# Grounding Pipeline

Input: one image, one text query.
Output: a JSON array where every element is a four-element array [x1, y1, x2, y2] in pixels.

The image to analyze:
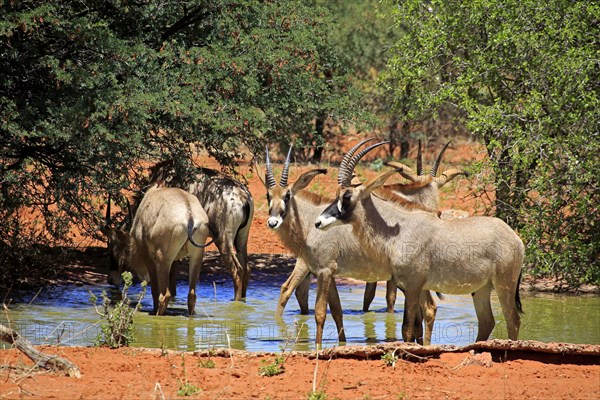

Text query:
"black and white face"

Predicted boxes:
[[314, 186, 359, 230], [266, 186, 292, 229]]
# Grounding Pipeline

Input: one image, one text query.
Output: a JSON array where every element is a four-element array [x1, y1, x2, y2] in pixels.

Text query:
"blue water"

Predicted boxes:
[[2, 269, 598, 352]]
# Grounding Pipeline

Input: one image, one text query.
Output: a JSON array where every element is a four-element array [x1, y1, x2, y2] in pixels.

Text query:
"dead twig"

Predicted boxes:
[[0, 321, 81, 378]]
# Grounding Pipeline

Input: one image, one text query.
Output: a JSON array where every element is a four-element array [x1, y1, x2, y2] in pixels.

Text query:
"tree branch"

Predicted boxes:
[[0, 323, 81, 378], [161, 5, 214, 43]]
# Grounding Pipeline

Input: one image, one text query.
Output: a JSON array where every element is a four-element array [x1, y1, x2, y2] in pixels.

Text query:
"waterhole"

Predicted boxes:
[[2, 264, 598, 352]]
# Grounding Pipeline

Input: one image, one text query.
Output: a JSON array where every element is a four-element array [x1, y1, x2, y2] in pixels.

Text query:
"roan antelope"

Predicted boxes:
[[361, 140, 466, 314], [259, 143, 440, 345], [147, 161, 254, 301], [315, 141, 524, 343], [103, 184, 213, 315], [276, 140, 465, 344]]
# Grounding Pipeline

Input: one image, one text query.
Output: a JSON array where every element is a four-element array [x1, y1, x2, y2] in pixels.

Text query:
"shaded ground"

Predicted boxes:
[[1, 137, 599, 399]]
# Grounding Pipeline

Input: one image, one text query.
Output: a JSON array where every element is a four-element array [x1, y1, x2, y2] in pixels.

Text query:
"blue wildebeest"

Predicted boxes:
[[147, 161, 254, 301], [103, 184, 213, 315]]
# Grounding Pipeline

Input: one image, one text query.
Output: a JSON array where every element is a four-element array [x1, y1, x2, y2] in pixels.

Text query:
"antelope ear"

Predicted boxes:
[[252, 161, 268, 189], [290, 169, 327, 194], [434, 168, 468, 187], [361, 169, 401, 198]]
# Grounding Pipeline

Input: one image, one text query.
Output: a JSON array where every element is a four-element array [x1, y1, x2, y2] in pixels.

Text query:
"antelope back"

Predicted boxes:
[[149, 160, 253, 243]]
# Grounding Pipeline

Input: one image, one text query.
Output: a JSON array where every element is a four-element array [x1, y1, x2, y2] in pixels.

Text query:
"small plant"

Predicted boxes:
[[177, 381, 201, 397], [307, 390, 328, 400], [382, 350, 399, 367], [258, 355, 285, 377], [198, 349, 216, 368], [198, 358, 215, 369], [177, 354, 202, 396], [89, 271, 146, 348]]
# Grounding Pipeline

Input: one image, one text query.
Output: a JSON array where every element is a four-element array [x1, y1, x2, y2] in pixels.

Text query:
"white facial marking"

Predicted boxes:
[[267, 216, 283, 229], [315, 215, 338, 230]]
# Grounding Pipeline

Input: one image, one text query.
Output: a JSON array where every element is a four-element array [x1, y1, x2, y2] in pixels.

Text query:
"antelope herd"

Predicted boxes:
[[103, 139, 524, 346]]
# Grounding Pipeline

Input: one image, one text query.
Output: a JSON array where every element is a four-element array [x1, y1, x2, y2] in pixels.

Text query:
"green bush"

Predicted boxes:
[[382, 0, 599, 287], [0, 0, 366, 283], [258, 355, 285, 377], [89, 272, 146, 348]]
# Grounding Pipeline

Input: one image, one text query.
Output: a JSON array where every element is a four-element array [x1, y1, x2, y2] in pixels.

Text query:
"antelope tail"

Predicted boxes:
[[516, 272, 524, 314], [187, 218, 216, 248]]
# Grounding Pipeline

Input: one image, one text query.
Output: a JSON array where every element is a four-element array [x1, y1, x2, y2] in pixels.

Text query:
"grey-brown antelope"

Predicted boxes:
[[259, 143, 439, 345], [103, 185, 213, 315], [277, 141, 464, 345], [361, 140, 466, 315], [315, 141, 524, 343], [147, 161, 254, 301]]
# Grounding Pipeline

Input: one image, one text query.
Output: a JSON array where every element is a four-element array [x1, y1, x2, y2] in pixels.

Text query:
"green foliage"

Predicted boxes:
[[318, 1, 407, 155], [258, 355, 285, 377], [307, 391, 329, 400], [382, 0, 599, 287], [177, 354, 202, 396], [368, 158, 385, 172], [198, 358, 215, 369], [177, 381, 201, 397], [0, 1, 366, 283], [89, 272, 146, 348], [381, 350, 398, 367]]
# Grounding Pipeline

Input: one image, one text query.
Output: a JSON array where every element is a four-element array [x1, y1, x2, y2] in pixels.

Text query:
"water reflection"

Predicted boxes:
[[1, 275, 598, 352]]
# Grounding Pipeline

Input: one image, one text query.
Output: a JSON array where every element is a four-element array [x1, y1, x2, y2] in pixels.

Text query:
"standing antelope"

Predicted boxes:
[[315, 141, 524, 343], [276, 141, 464, 344], [148, 161, 254, 301], [103, 185, 213, 315], [363, 140, 466, 313], [259, 143, 438, 345]]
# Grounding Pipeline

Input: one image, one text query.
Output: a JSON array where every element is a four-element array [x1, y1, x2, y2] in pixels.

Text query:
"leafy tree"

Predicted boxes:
[[318, 0, 413, 158], [381, 0, 599, 286], [0, 1, 364, 286]]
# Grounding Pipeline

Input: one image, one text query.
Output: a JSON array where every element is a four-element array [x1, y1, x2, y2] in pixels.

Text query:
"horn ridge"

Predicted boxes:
[[338, 138, 376, 184], [341, 141, 390, 187], [265, 146, 277, 188], [280, 144, 293, 187], [431, 141, 451, 177]]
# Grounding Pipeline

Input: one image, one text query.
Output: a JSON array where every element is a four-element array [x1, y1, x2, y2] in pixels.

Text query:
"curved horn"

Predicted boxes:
[[430, 141, 451, 177], [385, 161, 418, 183], [265, 146, 277, 188], [417, 139, 423, 176], [338, 138, 376, 184], [279, 144, 293, 187], [434, 168, 468, 186], [340, 141, 389, 187]]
